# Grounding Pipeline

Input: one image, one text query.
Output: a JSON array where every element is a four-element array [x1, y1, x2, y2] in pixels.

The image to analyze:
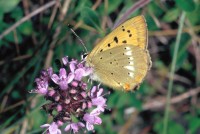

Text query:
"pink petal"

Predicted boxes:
[[91, 86, 97, 97], [96, 106, 105, 112], [81, 83, 87, 89], [71, 81, 78, 87], [90, 108, 101, 115], [57, 105, 62, 112], [94, 116, 102, 124], [49, 122, 58, 133], [59, 81, 68, 90], [57, 130, 61, 134], [40, 124, 50, 128], [92, 97, 106, 107], [38, 87, 48, 95], [74, 68, 85, 81], [69, 63, 76, 73], [86, 122, 94, 131], [78, 122, 85, 127], [97, 88, 103, 97], [64, 124, 71, 132], [35, 78, 40, 83], [48, 90, 56, 96], [82, 102, 87, 109], [67, 73, 74, 83], [87, 101, 92, 108], [83, 68, 93, 76], [71, 123, 79, 133], [81, 92, 87, 98], [47, 67, 53, 76], [51, 74, 60, 84], [84, 113, 101, 124], [62, 56, 68, 66], [59, 68, 67, 79]]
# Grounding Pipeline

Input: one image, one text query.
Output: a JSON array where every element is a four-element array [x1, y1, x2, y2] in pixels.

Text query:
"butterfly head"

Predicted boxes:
[[81, 53, 88, 61]]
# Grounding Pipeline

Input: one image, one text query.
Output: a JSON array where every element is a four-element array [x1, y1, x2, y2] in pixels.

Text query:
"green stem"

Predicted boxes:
[[163, 12, 186, 134]]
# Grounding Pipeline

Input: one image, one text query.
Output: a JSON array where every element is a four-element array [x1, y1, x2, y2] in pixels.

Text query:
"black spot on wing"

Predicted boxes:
[[122, 26, 125, 31], [122, 40, 127, 43], [114, 37, 118, 43], [108, 43, 111, 47]]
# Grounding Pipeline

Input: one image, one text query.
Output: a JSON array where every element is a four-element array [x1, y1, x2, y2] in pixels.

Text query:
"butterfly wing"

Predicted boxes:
[[88, 45, 151, 91], [86, 15, 151, 91], [88, 15, 147, 59]]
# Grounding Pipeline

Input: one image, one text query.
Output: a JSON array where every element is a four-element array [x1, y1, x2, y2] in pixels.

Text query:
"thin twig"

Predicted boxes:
[[149, 25, 200, 37], [13, 29, 20, 55], [119, 110, 139, 134], [0, 54, 31, 66], [113, 0, 151, 29], [0, 96, 34, 114], [92, 0, 102, 10], [143, 87, 200, 110], [0, 0, 57, 40], [48, 0, 60, 29]]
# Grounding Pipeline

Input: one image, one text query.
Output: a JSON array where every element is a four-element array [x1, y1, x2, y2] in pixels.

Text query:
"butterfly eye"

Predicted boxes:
[[81, 53, 88, 60]]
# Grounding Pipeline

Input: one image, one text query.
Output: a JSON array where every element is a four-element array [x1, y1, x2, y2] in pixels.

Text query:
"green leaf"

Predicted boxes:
[[0, 13, 3, 22], [115, 109, 125, 125], [0, 0, 20, 13], [74, 0, 92, 15], [187, 4, 200, 25], [163, 8, 180, 22], [11, 90, 21, 99], [189, 117, 200, 134], [175, 0, 195, 12], [168, 121, 185, 134], [107, 0, 123, 14], [107, 92, 120, 108], [18, 21, 33, 35], [146, 14, 159, 31], [80, 7, 101, 32], [154, 120, 185, 134], [185, 115, 200, 134], [128, 94, 142, 109], [148, 2, 164, 17], [10, 7, 23, 20]]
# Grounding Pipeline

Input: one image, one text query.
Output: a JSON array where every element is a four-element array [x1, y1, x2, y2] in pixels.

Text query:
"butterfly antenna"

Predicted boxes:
[[68, 24, 88, 53]]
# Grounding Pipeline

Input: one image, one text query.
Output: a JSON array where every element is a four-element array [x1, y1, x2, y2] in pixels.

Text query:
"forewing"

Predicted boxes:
[[88, 15, 147, 59]]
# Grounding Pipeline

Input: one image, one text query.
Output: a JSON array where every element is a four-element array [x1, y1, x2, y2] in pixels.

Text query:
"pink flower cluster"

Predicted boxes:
[[33, 57, 108, 134]]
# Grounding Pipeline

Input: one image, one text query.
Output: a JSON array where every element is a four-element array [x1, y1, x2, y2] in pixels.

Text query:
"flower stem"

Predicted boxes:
[[163, 12, 186, 134]]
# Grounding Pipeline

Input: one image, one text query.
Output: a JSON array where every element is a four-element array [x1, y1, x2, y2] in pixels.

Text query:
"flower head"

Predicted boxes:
[[33, 57, 108, 133]]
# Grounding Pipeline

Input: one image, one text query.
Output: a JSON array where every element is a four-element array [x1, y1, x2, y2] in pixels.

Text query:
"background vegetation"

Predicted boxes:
[[0, 0, 200, 133]]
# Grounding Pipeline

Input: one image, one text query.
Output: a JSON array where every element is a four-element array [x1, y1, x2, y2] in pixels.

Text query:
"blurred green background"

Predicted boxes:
[[0, 0, 200, 134]]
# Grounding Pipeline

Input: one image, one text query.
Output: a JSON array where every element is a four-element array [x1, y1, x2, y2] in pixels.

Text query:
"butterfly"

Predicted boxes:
[[85, 15, 151, 91]]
